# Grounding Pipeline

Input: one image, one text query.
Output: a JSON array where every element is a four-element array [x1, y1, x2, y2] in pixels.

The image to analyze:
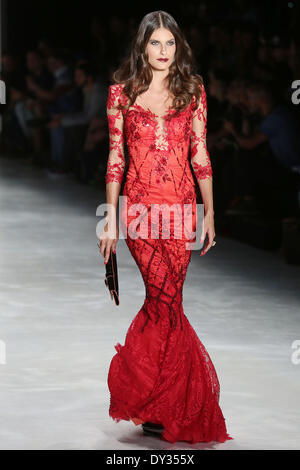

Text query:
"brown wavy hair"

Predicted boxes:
[[112, 10, 204, 113]]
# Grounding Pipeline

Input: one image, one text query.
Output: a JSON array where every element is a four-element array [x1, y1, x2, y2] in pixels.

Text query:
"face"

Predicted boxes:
[[75, 68, 87, 87], [145, 27, 176, 70], [26, 52, 41, 72], [246, 88, 259, 113]]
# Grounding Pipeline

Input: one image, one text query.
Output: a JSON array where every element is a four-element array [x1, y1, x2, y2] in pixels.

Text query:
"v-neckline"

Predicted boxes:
[[128, 100, 194, 120], [131, 102, 175, 120]]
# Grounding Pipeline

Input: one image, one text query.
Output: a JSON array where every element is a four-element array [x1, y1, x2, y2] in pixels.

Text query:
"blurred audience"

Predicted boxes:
[[224, 80, 300, 216], [53, 62, 107, 174], [0, 4, 299, 235]]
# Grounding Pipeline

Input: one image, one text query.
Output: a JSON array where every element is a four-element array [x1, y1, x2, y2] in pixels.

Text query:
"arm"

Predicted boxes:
[[27, 76, 72, 102], [105, 84, 126, 192], [61, 86, 106, 127], [99, 85, 126, 263], [234, 130, 268, 149], [232, 129, 268, 150], [224, 120, 268, 149], [190, 83, 214, 216]]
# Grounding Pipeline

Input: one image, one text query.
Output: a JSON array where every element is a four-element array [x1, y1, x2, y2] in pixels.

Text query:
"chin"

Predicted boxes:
[[151, 62, 169, 70]]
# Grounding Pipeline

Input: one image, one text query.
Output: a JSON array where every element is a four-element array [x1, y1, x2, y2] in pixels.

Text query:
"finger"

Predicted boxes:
[[201, 232, 215, 255], [104, 243, 113, 264], [100, 244, 105, 258], [100, 240, 107, 258], [201, 242, 212, 256], [200, 239, 210, 255], [104, 246, 112, 264], [97, 240, 103, 253], [200, 221, 206, 244]]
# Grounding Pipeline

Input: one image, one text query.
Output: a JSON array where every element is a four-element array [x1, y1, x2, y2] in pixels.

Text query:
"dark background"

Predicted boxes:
[[1, 0, 300, 261], [4, 0, 300, 53]]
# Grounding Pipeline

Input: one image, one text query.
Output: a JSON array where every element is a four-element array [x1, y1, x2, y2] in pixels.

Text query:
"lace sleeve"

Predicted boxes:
[[105, 84, 126, 185], [190, 83, 213, 181]]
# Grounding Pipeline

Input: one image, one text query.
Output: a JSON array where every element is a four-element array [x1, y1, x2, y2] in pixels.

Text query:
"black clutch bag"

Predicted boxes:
[[98, 243, 119, 306]]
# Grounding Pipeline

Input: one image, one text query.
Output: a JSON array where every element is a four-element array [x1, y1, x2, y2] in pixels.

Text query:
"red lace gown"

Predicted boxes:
[[105, 82, 233, 444]]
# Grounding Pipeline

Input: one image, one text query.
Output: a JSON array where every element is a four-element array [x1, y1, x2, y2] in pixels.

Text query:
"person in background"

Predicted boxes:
[[224, 80, 300, 216], [0, 51, 24, 94], [76, 115, 108, 185], [27, 49, 81, 173], [1, 79, 34, 153], [26, 50, 54, 92], [57, 62, 106, 127], [0, 51, 25, 120], [25, 50, 54, 156], [48, 62, 107, 174]]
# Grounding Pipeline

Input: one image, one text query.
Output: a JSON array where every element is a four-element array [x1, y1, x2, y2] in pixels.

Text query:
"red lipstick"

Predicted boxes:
[[158, 58, 168, 62]]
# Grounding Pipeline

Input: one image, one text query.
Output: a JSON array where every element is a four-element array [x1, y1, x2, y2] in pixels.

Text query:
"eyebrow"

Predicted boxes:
[[149, 38, 175, 42]]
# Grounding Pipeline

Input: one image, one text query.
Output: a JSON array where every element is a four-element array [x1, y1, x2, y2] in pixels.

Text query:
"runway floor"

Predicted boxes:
[[0, 157, 299, 450]]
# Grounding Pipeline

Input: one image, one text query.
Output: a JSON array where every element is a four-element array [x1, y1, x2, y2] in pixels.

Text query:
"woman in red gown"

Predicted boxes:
[[99, 10, 233, 444]]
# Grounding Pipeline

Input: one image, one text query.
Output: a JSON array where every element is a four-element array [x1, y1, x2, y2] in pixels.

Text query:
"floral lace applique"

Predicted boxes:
[[190, 84, 213, 181], [131, 103, 175, 152], [105, 82, 212, 189], [105, 85, 126, 184]]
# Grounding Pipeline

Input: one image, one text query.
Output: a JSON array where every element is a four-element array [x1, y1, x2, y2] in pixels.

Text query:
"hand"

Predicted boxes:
[[98, 217, 119, 264], [47, 119, 60, 129], [200, 211, 216, 256]]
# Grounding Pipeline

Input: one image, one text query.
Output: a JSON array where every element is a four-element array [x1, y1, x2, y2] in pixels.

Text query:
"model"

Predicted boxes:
[[99, 10, 233, 444]]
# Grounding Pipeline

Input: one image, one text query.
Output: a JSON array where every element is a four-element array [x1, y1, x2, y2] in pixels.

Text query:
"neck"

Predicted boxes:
[[149, 67, 170, 91]]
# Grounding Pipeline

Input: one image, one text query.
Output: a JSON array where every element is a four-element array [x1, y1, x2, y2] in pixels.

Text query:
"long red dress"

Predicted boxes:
[[105, 82, 233, 444]]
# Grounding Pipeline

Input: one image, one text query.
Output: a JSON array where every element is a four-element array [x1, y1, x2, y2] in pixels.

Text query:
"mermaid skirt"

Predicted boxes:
[[107, 197, 233, 444]]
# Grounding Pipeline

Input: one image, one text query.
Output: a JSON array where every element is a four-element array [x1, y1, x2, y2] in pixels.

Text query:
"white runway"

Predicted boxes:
[[0, 157, 299, 450]]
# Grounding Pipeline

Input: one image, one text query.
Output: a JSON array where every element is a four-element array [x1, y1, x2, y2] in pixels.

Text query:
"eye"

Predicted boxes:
[[149, 40, 175, 46]]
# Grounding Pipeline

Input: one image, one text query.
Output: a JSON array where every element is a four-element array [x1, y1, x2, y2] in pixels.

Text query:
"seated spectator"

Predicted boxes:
[[0, 79, 35, 153], [48, 62, 107, 174], [59, 62, 106, 126], [26, 49, 54, 92], [269, 35, 293, 101], [26, 49, 74, 109], [0, 51, 25, 119], [76, 115, 109, 185], [26, 49, 82, 173], [224, 80, 300, 216], [0, 51, 24, 94], [37, 37, 54, 61], [25, 50, 54, 155], [206, 69, 246, 214]]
